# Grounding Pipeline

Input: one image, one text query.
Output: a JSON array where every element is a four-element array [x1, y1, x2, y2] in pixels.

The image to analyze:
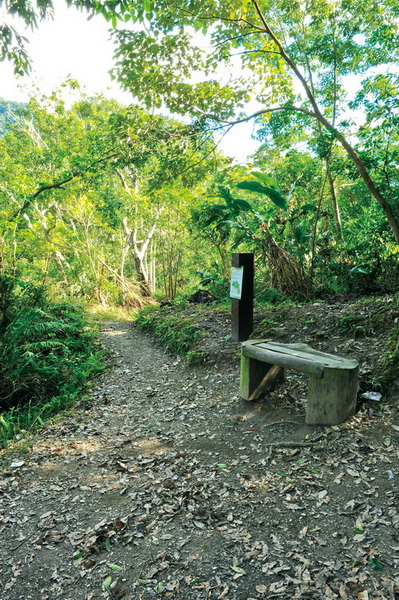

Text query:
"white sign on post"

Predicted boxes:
[[230, 266, 244, 299]]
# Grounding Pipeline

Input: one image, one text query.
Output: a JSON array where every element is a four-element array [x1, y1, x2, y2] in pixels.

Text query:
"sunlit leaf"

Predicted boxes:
[[251, 171, 279, 188], [72, 551, 86, 560], [236, 181, 288, 210], [354, 527, 364, 534], [107, 563, 123, 572], [230, 566, 246, 574], [156, 581, 165, 593], [306, 467, 320, 474], [102, 576, 112, 591]]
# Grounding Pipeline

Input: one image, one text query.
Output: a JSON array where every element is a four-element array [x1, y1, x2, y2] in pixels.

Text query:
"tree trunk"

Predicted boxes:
[[328, 172, 342, 239], [133, 254, 152, 297], [261, 223, 310, 296]]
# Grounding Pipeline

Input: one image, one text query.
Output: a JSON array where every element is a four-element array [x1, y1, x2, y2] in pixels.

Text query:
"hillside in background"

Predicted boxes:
[[0, 99, 25, 136]]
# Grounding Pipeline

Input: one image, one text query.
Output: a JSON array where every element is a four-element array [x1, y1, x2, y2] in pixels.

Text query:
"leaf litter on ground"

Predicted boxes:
[[1, 305, 399, 599]]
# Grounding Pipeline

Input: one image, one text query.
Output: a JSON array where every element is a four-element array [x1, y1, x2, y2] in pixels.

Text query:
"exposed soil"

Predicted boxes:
[[1, 298, 399, 600]]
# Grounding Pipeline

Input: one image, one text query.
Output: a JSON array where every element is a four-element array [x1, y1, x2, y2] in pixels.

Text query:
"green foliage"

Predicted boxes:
[[338, 314, 371, 338], [324, 217, 399, 295], [0, 87, 218, 307], [186, 350, 208, 365], [0, 276, 105, 446], [259, 317, 280, 338], [135, 305, 205, 360], [381, 327, 399, 384], [338, 300, 395, 338], [4, 0, 399, 240], [255, 286, 288, 306], [196, 267, 230, 300], [236, 172, 288, 210], [189, 203, 232, 246], [213, 186, 253, 215], [4, 6, 399, 300]]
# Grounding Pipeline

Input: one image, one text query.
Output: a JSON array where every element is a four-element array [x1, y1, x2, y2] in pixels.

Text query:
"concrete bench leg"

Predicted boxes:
[[306, 365, 359, 425], [240, 355, 284, 400]]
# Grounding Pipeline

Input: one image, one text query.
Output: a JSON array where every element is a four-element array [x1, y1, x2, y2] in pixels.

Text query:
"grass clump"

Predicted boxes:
[[256, 286, 288, 306], [338, 298, 397, 338], [259, 317, 280, 338], [86, 304, 136, 323], [135, 305, 205, 362], [338, 314, 370, 337], [381, 327, 399, 384], [0, 275, 105, 446]]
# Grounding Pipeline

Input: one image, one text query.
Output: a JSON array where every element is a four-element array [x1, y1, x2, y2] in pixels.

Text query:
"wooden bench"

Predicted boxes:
[[240, 340, 359, 425]]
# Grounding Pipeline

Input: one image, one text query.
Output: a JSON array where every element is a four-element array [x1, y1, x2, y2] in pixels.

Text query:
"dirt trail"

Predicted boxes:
[[1, 320, 398, 600]]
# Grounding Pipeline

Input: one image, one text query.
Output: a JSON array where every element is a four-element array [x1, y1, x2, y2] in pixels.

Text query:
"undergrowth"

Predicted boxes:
[[381, 327, 399, 385], [0, 275, 105, 446], [86, 303, 136, 323], [135, 305, 207, 364]]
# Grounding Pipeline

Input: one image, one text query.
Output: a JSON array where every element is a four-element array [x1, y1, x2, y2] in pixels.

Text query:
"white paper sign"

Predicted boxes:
[[230, 266, 244, 299]]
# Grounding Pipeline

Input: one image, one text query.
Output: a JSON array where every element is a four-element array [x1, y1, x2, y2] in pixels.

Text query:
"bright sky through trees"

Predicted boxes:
[[0, 0, 259, 162]]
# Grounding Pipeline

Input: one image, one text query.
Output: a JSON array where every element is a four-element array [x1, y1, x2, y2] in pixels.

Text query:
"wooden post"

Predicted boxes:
[[240, 355, 284, 400], [306, 364, 359, 425], [231, 253, 254, 341]]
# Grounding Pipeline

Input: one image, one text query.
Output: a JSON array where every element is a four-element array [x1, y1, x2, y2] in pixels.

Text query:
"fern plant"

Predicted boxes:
[[0, 275, 105, 446]]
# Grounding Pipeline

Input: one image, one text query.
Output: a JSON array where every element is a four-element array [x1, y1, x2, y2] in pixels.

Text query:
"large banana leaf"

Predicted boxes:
[[236, 180, 288, 210]]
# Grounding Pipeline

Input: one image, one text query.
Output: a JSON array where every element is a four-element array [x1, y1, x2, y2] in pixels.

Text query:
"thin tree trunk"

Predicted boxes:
[[133, 253, 152, 297], [151, 244, 156, 294], [328, 171, 342, 239], [310, 168, 329, 282], [118, 169, 164, 296]]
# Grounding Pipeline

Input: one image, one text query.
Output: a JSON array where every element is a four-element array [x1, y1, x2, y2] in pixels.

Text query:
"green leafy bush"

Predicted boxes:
[[135, 305, 205, 360], [0, 275, 105, 445], [196, 266, 230, 300], [256, 285, 288, 305]]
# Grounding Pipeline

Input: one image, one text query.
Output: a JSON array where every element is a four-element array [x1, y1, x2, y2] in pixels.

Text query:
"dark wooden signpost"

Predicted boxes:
[[230, 253, 254, 341]]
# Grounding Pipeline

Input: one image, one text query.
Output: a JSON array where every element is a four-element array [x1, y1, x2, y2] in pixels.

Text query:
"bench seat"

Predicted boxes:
[[240, 341, 359, 425]]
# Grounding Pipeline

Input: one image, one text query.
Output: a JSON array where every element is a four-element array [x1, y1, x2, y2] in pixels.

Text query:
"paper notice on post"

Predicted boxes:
[[230, 266, 244, 299]]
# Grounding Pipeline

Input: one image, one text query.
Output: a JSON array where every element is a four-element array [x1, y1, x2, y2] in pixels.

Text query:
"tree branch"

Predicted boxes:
[[251, 0, 324, 119], [225, 49, 282, 59], [179, 6, 266, 32], [9, 152, 118, 222], [213, 31, 259, 48], [204, 105, 319, 130]]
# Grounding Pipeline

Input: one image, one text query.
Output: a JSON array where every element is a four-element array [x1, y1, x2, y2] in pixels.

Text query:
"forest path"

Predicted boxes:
[[1, 320, 398, 599]]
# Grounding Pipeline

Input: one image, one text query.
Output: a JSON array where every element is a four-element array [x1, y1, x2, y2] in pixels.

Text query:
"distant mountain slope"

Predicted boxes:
[[0, 99, 26, 136]]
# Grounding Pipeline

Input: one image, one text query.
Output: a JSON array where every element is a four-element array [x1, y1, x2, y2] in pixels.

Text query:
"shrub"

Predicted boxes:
[[256, 285, 288, 305], [135, 305, 205, 359], [0, 275, 105, 446]]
